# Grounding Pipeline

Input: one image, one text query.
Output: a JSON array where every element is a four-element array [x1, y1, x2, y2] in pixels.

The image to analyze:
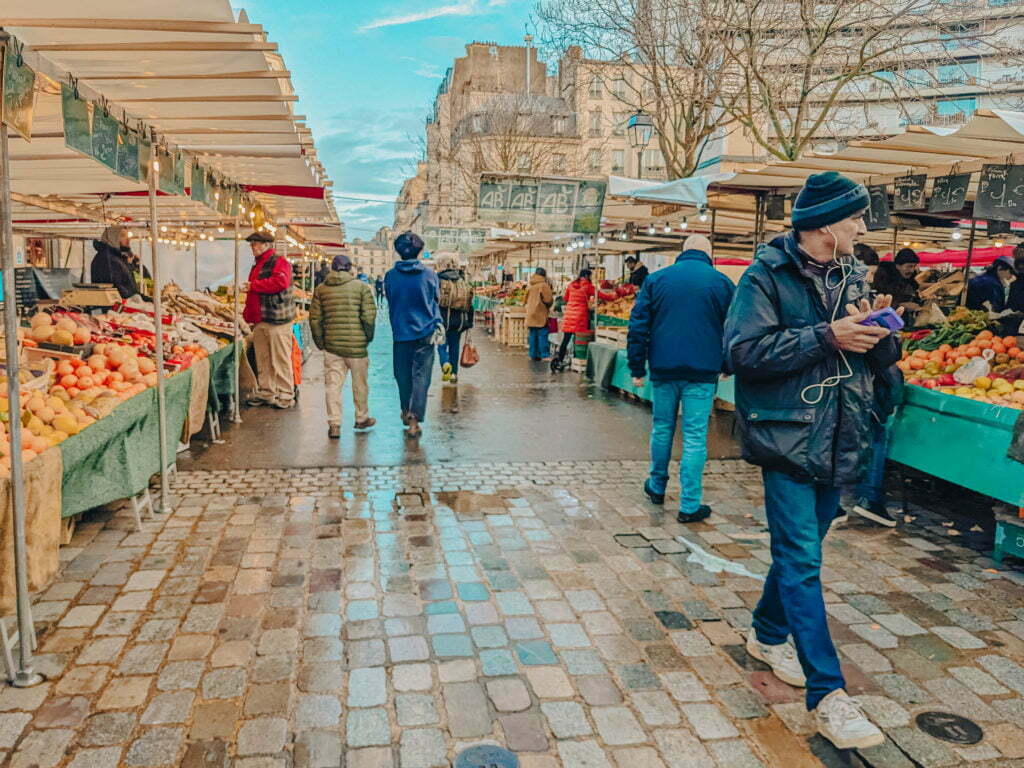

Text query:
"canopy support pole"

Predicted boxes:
[[710, 208, 718, 266], [960, 218, 977, 307], [193, 240, 198, 291], [231, 216, 242, 423], [0, 118, 43, 689], [148, 159, 171, 514]]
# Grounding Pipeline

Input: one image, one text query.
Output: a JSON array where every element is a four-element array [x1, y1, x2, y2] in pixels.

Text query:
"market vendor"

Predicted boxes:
[[91, 225, 141, 299], [967, 255, 1015, 314], [625, 255, 649, 288], [242, 231, 297, 409], [871, 248, 921, 313]]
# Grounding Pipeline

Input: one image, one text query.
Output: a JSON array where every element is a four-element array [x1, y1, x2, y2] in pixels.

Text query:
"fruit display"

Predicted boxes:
[[898, 327, 1024, 409], [597, 281, 637, 321], [27, 311, 92, 348], [0, 301, 232, 476]]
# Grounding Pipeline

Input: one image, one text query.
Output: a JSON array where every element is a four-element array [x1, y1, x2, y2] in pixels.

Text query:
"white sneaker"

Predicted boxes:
[[815, 689, 885, 750], [746, 630, 806, 687]]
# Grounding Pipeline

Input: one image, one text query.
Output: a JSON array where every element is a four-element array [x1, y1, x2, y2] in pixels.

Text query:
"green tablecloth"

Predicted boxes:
[[59, 369, 192, 518], [889, 386, 1024, 506], [208, 341, 239, 406], [472, 296, 500, 312]]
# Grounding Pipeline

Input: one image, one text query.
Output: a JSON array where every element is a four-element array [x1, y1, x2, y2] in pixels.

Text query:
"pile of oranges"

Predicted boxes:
[[898, 331, 1021, 375]]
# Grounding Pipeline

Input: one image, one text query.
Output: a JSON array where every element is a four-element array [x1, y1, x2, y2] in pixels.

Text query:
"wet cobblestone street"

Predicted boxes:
[[4, 458, 1024, 767]]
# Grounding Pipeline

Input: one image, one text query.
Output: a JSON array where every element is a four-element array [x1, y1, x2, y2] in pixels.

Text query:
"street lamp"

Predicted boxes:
[[627, 111, 654, 179]]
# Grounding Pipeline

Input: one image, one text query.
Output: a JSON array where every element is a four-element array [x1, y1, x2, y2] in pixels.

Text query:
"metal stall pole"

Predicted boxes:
[[710, 208, 718, 266], [193, 240, 199, 291], [959, 219, 977, 307], [231, 216, 242, 423], [0, 118, 43, 688], [148, 158, 171, 514]]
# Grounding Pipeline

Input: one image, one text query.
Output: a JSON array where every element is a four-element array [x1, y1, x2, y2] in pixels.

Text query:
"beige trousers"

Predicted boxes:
[[324, 352, 369, 426], [252, 321, 295, 406]]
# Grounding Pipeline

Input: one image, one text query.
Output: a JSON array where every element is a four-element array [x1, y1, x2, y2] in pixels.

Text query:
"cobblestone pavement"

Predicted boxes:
[[3, 460, 1024, 768]]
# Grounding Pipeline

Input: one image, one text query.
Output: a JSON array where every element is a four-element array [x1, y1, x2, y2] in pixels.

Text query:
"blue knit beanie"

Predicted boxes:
[[394, 231, 424, 260], [790, 172, 870, 231]]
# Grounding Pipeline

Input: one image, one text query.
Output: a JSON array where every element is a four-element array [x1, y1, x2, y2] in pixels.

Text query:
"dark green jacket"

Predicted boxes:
[[310, 271, 376, 358]]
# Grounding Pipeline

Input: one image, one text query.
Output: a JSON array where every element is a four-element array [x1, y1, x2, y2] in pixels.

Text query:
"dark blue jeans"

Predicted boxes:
[[393, 334, 434, 421], [856, 421, 889, 504], [528, 327, 549, 359], [753, 469, 845, 710], [436, 329, 464, 374]]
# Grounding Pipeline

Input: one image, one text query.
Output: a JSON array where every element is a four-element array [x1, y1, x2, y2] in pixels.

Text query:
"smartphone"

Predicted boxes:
[[858, 307, 904, 332]]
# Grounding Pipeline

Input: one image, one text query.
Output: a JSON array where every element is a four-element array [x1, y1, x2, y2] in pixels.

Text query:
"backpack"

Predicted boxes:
[[439, 276, 473, 311]]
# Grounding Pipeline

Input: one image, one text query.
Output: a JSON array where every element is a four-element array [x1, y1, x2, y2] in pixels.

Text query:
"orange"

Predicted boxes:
[[1004, 336, 1019, 348], [966, 346, 981, 357], [978, 330, 994, 341], [977, 339, 992, 349]]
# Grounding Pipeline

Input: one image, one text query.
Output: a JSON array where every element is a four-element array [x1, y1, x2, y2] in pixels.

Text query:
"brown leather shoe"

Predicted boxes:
[[405, 417, 421, 439], [354, 418, 376, 430], [328, 425, 340, 439]]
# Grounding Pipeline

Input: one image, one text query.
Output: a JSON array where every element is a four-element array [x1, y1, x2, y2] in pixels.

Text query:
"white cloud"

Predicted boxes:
[[357, 0, 508, 33], [401, 56, 443, 79]]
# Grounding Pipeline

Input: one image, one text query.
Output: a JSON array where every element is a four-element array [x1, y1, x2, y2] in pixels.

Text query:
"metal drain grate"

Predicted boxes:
[[454, 745, 519, 768], [915, 711, 983, 745]]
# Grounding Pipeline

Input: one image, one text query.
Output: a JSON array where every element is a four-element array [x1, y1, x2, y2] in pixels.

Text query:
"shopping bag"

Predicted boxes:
[[460, 332, 480, 368]]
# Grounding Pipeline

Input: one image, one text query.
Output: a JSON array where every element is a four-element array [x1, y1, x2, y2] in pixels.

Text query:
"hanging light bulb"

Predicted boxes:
[[995, 240, 1004, 247], [951, 229, 963, 240], [698, 207, 709, 222], [160, 225, 167, 233], [663, 224, 671, 233], [680, 218, 689, 229], [180, 226, 188, 233], [647, 225, 655, 235], [553, 247, 560, 254], [218, 225, 225, 234], [597, 236, 606, 245]]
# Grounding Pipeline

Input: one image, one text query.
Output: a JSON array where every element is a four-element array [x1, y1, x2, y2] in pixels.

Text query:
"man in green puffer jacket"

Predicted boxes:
[[310, 254, 377, 438]]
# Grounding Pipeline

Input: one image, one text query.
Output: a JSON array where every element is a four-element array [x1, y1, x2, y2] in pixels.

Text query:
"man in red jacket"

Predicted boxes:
[[242, 231, 296, 408]]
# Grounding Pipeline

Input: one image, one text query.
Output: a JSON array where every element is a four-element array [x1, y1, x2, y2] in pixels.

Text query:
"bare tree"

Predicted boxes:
[[439, 92, 585, 224], [718, 0, 1024, 160], [536, 0, 741, 178]]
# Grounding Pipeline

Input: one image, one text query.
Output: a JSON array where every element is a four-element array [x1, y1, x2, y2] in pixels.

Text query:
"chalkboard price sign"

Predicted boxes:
[[988, 219, 1012, 236], [14, 268, 38, 308], [975, 163, 1024, 221], [928, 172, 971, 213], [865, 185, 890, 231], [893, 174, 927, 211], [765, 194, 786, 220]]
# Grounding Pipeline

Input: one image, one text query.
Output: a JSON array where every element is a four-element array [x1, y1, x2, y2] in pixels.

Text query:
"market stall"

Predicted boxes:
[[0, 5, 338, 684]]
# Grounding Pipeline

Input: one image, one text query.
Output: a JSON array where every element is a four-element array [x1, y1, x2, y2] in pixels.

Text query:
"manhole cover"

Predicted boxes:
[[915, 711, 983, 744], [454, 744, 519, 768]]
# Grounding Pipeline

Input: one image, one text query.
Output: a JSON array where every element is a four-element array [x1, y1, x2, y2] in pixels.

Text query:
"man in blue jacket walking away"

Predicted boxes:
[[384, 231, 442, 439], [627, 234, 735, 523]]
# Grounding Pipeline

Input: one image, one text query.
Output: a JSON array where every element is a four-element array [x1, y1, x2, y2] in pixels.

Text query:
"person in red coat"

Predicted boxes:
[[242, 231, 297, 408], [551, 268, 595, 372]]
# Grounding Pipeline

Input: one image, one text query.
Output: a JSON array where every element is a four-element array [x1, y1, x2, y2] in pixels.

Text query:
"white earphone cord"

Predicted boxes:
[[800, 228, 854, 405]]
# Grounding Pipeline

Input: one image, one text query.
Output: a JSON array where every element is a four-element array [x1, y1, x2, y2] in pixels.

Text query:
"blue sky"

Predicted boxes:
[[247, 0, 535, 241]]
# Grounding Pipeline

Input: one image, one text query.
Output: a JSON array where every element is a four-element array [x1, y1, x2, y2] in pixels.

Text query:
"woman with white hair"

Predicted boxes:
[[90, 224, 140, 299], [435, 257, 475, 384]]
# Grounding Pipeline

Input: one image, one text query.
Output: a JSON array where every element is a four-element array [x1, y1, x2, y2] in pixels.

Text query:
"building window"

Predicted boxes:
[[938, 58, 980, 84], [472, 115, 483, 133], [613, 112, 627, 136], [589, 111, 603, 137], [643, 148, 664, 171], [553, 115, 566, 135], [612, 77, 628, 100], [587, 149, 602, 172], [516, 153, 531, 171], [941, 22, 981, 50], [937, 96, 977, 117], [589, 77, 602, 99], [552, 153, 566, 173], [611, 150, 625, 172]]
